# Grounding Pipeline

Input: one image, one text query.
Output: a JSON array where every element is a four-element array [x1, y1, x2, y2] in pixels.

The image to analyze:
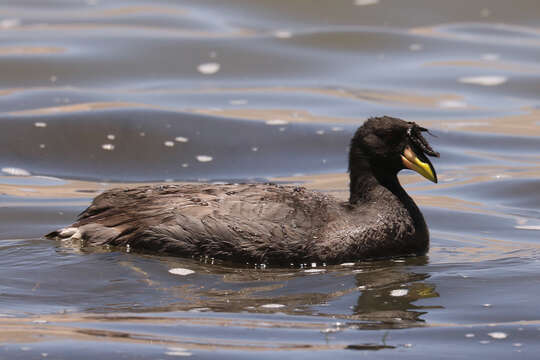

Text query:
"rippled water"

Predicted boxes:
[[1, 0, 540, 358]]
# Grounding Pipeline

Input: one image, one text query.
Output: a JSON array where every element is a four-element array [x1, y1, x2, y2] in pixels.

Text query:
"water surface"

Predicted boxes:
[[1, 0, 540, 358]]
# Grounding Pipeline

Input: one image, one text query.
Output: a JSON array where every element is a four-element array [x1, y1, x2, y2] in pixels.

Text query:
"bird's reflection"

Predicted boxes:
[[103, 255, 441, 331]]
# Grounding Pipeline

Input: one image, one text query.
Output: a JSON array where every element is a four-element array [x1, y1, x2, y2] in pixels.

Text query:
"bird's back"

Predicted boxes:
[[48, 183, 348, 264]]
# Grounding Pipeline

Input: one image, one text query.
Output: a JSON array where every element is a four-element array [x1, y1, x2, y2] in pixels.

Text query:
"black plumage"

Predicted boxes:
[[46, 116, 439, 265]]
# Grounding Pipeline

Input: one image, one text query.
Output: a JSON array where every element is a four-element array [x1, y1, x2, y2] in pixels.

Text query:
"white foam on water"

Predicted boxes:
[[488, 332, 507, 339], [164, 141, 175, 147], [34, 122, 47, 128], [274, 30, 292, 38], [165, 347, 192, 356], [266, 119, 288, 125], [354, 0, 379, 5], [458, 75, 507, 86], [229, 99, 248, 105], [197, 62, 220, 75], [106, 134, 115, 140], [101, 144, 115, 151], [1, 167, 31, 176], [260, 303, 285, 309], [175, 136, 189, 143], [0, 18, 20, 29], [439, 100, 467, 108], [196, 155, 213, 162], [515, 225, 540, 230], [482, 53, 500, 61], [168, 268, 195, 276], [409, 43, 423, 51]]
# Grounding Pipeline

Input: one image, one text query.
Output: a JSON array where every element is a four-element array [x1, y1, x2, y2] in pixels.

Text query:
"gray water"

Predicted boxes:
[[1, 0, 540, 358]]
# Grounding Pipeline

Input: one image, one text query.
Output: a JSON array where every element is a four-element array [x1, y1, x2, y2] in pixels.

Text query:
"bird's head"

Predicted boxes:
[[349, 116, 440, 183]]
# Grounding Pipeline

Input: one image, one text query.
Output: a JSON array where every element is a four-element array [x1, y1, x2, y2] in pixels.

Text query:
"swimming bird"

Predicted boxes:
[[46, 116, 439, 265]]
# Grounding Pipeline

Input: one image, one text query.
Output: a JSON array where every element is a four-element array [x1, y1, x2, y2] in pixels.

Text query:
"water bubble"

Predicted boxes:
[[1, 167, 31, 176], [488, 332, 507, 339], [106, 134, 115, 140], [390, 289, 409, 297], [34, 122, 47, 128], [196, 155, 213, 162], [459, 76, 507, 86], [164, 141, 175, 147], [251, 147, 258, 152], [197, 62, 220, 75], [101, 144, 115, 151], [169, 268, 195, 276]]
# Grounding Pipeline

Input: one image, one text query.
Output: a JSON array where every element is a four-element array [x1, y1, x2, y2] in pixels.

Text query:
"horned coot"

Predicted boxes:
[[46, 116, 439, 265]]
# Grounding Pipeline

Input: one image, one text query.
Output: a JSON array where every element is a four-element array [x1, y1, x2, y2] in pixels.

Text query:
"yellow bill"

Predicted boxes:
[[401, 146, 437, 183]]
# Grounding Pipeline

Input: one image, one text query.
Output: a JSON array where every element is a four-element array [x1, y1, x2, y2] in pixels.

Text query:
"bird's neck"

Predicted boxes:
[[348, 159, 421, 218], [349, 159, 404, 204], [348, 159, 428, 246]]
